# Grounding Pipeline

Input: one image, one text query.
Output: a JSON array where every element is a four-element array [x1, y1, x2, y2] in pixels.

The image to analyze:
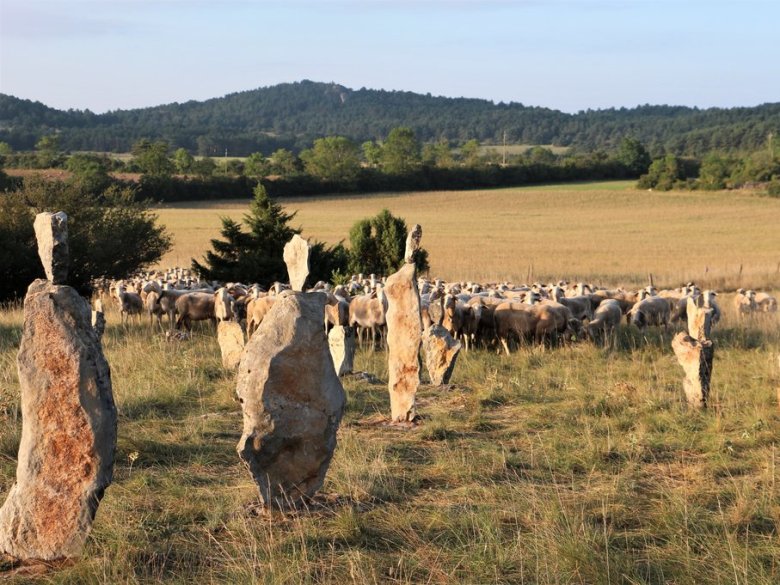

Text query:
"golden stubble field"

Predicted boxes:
[[155, 181, 780, 288]]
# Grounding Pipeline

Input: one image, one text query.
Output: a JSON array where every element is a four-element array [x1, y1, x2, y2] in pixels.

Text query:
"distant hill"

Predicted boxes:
[[1, 80, 778, 156]]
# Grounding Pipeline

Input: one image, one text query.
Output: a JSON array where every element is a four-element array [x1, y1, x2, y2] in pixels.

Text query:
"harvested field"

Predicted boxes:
[[156, 181, 780, 289]]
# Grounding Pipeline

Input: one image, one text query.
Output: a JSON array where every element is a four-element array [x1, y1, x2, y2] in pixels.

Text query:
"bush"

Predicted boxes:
[[347, 209, 429, 276], [0, 177, 171, 299]]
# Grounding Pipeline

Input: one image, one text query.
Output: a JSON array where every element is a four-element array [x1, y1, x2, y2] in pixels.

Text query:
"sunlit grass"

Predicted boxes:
[[0, 296, 778, 582]]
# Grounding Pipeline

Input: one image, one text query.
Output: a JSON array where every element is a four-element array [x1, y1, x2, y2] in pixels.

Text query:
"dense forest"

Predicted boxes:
[[1, 80, 778, 156]]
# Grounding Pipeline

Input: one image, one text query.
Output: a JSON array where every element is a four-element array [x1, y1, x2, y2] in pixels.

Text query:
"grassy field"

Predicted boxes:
[[156, 181, 780, 289], [1, 180, 779, 582], [0, 298, 778, 583]]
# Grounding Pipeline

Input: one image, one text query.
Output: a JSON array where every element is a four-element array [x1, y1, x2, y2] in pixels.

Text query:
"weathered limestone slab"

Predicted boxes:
[[385, 225, 423, 423], [236, 292, 345, 507], [404, 224, 423, 264], [328, 325, 355, 376], [0, 280, 116, 561], [670, 298, 714, 408], [422, 325, 461, 385], [33, 212, 69, 284], [686, 297, 713, 341], [283, 235, 311, 292], [672, 332, 713, 408], [217, 320, 245, 370]]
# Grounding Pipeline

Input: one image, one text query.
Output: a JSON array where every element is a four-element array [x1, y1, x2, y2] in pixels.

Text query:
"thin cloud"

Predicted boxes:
[[0, 1, 151, 39]]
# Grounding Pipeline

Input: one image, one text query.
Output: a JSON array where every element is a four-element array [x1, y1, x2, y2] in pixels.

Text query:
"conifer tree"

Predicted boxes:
[[193, 184, 347, 285]]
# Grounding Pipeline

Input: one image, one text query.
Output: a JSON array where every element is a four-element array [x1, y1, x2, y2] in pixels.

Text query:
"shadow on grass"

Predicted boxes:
[[343, 384, 390, 420], [117, 434, 236, 470], [104, 319, 218, 344]]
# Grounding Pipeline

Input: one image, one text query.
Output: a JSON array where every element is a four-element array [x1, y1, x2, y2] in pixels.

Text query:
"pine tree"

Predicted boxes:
[[192, 184, 348, 285]]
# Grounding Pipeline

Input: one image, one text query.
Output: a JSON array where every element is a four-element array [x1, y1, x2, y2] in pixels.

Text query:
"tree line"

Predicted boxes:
[[2, 80, 778, 156], [0, 130, 651, 202], [0, 149, 429, 301], [637, 140, 780, 195]]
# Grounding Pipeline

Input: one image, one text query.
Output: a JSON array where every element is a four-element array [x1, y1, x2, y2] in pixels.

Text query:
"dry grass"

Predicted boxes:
[[0, 298, 779, 583], [155, 181, 780, 289]]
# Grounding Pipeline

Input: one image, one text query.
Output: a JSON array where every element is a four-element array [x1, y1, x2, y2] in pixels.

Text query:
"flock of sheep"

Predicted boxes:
[[103, 267, 777, 354]]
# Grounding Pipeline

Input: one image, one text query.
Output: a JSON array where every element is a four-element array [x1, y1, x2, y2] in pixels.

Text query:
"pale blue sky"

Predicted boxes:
[[1, 0, 777, 113]]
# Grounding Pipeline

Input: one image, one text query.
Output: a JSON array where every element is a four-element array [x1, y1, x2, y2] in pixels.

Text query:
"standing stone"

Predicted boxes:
[[672, 299, 714, 408], [33, 212, 69, 285], [422, 325, 461, 385], [283, 235, 311, 292], [328, 325, 355, 376], [686, 297, 712, 341], [672, 333, 714, 408], [404, 224, 423, 264], [217, 320, 245, 370], [236, 292, 345, 508], [0, 280, 116, 561], [385, 225, 423, 423]]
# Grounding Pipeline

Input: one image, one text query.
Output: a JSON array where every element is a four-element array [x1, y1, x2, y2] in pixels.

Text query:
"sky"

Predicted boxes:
[[1, 0, 778, 114]]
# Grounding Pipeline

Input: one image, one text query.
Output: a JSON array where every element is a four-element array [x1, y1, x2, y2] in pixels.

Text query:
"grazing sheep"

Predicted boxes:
[[173, 292, 217, 331], [734, 289, 757, 317], [493, 302, 538, 355], [246, 296, 276, 336], [348, 289, 387, 348], [755, 292, 778, 313], [698, 290, 721, 324], [214, 287, 234, 322], [535, 301, 581, 346], [629, 296, 671, 330], [145, 289, 165, 329], [551, 286, 593, 321], [586, 299, 622, 344], [115, 285, 143, 325]]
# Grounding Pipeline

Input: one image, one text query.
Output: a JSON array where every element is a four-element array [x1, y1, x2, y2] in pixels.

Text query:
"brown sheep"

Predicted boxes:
[[246, 296, 276, 336], [535, 301, 580, 346], [173, 292, 216, 331], [115, 286, 143, 325], [493, 302, 538, 355]]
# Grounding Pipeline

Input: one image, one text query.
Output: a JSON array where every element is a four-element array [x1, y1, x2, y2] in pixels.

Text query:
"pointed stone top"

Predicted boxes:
[[283, 234, 311, 291], [404, 224, 422, 264], [33, 211, 69, 284]]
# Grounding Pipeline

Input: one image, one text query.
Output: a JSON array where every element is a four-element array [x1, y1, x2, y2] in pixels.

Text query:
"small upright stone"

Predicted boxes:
[[0, 280, 116, 561], [91, 310, 106, 340], [328, 325, 355, 376], [33, 211, 69, 284], [671, 297, 714, 408], [404, 224, 423, 264], [422, 324, 461, 385], [672, 332, 713, 408], [686, 297, 713, 341], [217, 320, 245, 370], [385, 225, 423, 423], [283, 235, 311, 292], [236, 292, 346, 507]]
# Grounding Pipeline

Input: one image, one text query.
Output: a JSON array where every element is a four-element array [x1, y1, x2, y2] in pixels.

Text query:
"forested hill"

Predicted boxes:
[[1, 80, 778, 156]]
